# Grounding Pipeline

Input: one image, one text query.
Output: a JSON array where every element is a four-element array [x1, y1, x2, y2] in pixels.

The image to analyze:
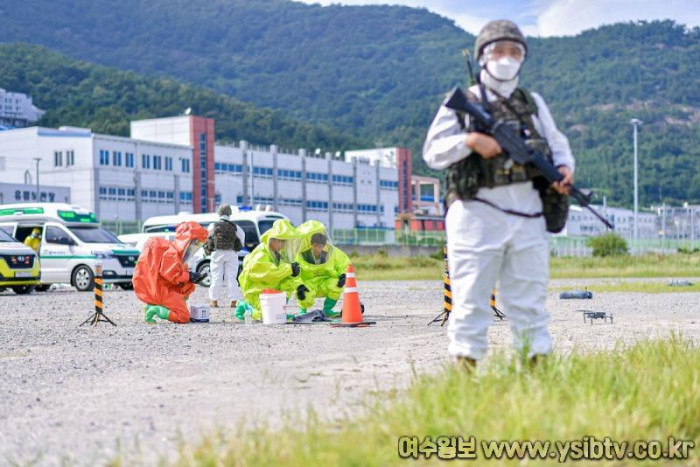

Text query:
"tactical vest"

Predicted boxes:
[[445, 87, 569, 233], [211, 220, 241, 251]]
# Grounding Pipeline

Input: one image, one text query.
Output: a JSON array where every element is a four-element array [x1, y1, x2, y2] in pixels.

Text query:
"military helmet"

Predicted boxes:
[[217, 204, 232, 217], [475, 20, 527, 60]]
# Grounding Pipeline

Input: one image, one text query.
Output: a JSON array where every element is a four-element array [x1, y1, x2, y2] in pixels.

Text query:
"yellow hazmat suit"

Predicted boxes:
[[296, 220, 351, 316], [237, 219, 313, 320], [24, 228, 42, 252]]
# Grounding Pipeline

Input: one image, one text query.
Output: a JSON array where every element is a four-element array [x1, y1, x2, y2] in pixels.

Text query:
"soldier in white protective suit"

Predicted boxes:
[[205, 204, 245, 308], [423, 20, 575, 365]]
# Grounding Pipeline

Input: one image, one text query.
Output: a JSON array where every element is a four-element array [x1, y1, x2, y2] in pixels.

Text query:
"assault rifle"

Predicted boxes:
[[444, 87, 614, 230]]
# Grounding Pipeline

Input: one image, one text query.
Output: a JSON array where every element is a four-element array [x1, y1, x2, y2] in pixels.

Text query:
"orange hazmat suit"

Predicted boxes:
[[133, 221, 208, 323]]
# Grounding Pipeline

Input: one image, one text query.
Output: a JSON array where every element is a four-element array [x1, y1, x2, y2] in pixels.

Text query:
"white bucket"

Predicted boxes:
[[189, 304, 210, 322], [260, 292, 287, 325]]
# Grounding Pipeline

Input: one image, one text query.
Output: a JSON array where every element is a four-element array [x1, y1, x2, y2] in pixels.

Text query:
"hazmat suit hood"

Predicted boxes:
[[260, 219, 300, 264], [297, 220, 334, 265], [295, 220, 350, 286], [173, 221, 209, 263]]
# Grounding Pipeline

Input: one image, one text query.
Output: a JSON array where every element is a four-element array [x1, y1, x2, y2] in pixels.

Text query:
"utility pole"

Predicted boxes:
[[32, 157, 41, 201], [630, 119, 643, 240]]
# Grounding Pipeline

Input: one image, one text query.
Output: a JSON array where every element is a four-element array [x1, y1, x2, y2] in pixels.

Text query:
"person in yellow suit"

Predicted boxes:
[[296, 220, 351, 317], [24, 228, 42, 252], [236, 219, 312, 320]]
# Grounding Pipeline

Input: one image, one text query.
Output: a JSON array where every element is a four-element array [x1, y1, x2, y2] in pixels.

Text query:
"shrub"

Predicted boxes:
[[586, 233, 629, 257]]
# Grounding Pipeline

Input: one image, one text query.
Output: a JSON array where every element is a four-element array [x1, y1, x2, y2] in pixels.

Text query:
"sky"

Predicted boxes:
[[294, 0, 700, 36]]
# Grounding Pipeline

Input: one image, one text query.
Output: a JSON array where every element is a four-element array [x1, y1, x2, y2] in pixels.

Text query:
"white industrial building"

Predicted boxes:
[[0, 116, 406, 230], [0, 88, 45, 128], [561, 204, 658, 239], [0, 125, 194, 223], [0, 182, 71, 205]]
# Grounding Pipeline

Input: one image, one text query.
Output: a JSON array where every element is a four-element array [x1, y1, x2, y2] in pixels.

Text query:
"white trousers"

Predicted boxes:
[[208, 250, 242, 302], [446, 190, 552, 360]]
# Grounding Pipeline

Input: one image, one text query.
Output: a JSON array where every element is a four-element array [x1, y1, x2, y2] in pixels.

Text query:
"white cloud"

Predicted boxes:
[[293, 0, 700, 37], [532, 0, 700, 36]]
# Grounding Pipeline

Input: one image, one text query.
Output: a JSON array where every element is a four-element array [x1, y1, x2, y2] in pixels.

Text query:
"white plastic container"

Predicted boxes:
[[259, 292, 287, 325], [189, 304, 210, 323]]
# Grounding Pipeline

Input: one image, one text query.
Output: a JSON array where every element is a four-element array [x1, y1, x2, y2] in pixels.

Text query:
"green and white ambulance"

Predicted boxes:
[[0, 203, 139, 292]]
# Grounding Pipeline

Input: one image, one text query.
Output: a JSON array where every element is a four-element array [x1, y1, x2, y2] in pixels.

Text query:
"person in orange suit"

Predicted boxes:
[[133, 221, 209, 323]]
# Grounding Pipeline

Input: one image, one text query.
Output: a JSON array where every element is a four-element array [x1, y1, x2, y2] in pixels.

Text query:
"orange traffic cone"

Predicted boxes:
[[331, 264, 375, 328]]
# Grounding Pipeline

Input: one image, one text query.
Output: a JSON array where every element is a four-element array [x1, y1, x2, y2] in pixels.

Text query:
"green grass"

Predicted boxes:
[[550, 253, 700, 279], [352, 254, 443, 281], [175, 337, 699, 466], [553, 281, 700, 294], [352, 253, 700, 281]]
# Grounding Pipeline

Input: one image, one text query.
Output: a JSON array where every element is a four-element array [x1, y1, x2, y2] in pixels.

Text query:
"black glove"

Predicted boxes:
[[291, 262, 301, 277], [188, 270, 204, 284], [296, 284, 309, 301], [337, 273, 346, 288]]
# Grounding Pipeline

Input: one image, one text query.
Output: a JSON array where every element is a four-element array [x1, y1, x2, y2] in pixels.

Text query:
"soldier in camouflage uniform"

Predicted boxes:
[[205, 204, 245, 308], [423, 20, 575, 366]]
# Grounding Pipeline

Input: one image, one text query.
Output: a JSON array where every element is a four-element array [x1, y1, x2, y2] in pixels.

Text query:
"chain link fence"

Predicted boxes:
[[100, 220, 696, 257]]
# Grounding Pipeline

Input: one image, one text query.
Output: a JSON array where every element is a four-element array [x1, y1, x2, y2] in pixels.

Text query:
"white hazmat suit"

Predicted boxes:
[[208, 217, 245, 304], [423, 73, 575, 360]]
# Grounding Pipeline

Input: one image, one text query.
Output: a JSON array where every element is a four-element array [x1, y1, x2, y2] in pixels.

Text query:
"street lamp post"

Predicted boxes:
[[32, 157, 42, 201], [630, 119, 643, 240]]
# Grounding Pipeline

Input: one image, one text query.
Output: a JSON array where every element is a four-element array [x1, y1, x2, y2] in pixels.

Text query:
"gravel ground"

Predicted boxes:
[[1, 279, 699, 465]]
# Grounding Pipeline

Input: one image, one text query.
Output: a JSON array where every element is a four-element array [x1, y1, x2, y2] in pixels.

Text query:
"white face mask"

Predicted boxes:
[[480, 69, 519, 98], [486, 56, 522, 81]]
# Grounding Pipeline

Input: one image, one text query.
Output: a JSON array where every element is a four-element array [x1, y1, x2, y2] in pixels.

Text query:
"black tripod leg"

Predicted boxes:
[[79, 313, 97, 327], [428, 310, 447, 326], [492, 306, 506, 320], [100, 312, 117, 326]]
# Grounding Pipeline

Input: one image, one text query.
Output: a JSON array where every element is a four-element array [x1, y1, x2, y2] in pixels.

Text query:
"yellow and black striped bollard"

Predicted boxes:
[[441, 245, 452, 326], [80, 263, 116, 326]]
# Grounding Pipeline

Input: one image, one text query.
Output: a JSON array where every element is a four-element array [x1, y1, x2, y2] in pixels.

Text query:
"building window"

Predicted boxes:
[[332, 175, 353, 185], [179, 191, 193, 204], [112, 151, 122, 166], [54, 151, 63, 167], [181, 159, 191, 173], [99, 150, 109, 166], [142, 154, 150, 169], [66, 150, 75, 166], [278, 169, 302, 180], [125, 152, 134, 168], [200, 133, 208, 212], [306, 172, 329, 183], [253, 167, 274, 177], [165, 157, 173, 171], [153, 155, 162, 170], [306, 200, 329, 211]]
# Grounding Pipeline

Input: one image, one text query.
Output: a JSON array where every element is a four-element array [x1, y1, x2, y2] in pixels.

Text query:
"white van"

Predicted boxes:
[[118, 208, 287, 287], [0, 203, 139, 292]]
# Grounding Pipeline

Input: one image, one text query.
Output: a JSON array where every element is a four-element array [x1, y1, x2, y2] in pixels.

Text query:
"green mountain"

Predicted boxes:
[[1, 0, 699, 206], [0, 43, 364, 151]]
